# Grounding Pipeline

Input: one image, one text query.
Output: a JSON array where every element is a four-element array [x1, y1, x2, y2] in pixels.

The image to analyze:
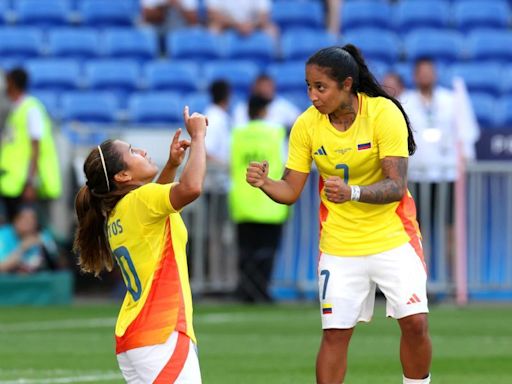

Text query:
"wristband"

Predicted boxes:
[[350, 185, 361, 201]]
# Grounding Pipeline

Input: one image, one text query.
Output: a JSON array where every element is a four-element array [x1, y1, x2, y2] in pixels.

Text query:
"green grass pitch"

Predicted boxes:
[[0, 302, 511, 383]]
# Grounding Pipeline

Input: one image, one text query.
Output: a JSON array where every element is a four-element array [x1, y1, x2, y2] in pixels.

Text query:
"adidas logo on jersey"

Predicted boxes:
[[314, 146, 327, 156]]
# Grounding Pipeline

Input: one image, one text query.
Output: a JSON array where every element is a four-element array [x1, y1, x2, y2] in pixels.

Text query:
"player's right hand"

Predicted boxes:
[[183, 106, 207, 139], [246, 161, 269, 188]]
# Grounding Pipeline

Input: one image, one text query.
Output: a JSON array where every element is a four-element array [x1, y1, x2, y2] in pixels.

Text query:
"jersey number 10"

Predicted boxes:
[[113, 246, 142, 301]]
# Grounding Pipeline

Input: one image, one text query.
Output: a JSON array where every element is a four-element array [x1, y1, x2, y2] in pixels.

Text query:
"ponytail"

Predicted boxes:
[[73, 185, 113, 277], [307, 45, 416, 155], [73, 140, 129, 277]]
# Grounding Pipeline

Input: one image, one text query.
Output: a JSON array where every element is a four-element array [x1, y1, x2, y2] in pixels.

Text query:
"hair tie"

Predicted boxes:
[[97, 145, 110, 192]]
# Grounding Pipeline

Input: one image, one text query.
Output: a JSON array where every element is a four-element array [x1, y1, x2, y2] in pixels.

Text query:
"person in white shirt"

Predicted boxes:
[[141, 0, 198, 26], [204, 80, 232, 166], [402, 58, 479, 183], [205, 0, 278, 37], [233, 74, 301, 133]]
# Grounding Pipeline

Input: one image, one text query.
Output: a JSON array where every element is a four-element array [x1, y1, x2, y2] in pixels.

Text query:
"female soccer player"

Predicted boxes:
[[74, 106, 207, 383], [246, 45, 432, 384]]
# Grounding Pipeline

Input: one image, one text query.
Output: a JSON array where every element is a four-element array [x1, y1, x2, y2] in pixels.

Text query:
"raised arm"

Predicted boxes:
[[169, 107, 207, 211], [246, 161, 309, 205]]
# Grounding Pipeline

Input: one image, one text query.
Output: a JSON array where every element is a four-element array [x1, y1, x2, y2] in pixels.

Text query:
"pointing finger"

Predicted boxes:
[[183, 105, 190, 121]]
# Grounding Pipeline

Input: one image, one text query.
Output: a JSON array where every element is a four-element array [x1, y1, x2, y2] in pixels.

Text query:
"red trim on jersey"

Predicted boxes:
[[318, 178, 329, 235], [395, 193, 426, 272], [153, 332, 190, 383], [116, 218, 186, 354]]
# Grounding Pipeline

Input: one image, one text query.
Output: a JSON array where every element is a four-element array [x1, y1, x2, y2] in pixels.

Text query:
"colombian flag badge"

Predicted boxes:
[[322, 304, 333, 315]]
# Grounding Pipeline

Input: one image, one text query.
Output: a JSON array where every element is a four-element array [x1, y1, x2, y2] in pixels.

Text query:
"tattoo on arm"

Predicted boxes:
[[359, 157, 408, 204]]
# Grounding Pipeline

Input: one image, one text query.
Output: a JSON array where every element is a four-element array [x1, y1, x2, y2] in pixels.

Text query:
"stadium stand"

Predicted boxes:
[[103, 28, 159, 62], [129, 92, 182, 125], [47, 28, 101, 59], [0, 27, 43, 60], [224, 31, 276, 67], [271, 0, 324, 32], [26, 59, 81, 91], [468, 92, 499, 129], [85, 59, 141, 97], [166, 27, 224, 60], [78, 0, 135, 27], [14, 0, 71, 27], [281, 29, 337, 61], [343, 28, 401, 65], [341, 0, 393, 33], [404, 28, 465, 63], [267, 61, 305, 94], [467, 29, 512, 63], [394, 0, 451, 32], [450, 62, 503, 97], [453, 0, 510, 32], [61, 91, 119, 123], [203, 60, 260, 95], [144, 60, 200, 93]]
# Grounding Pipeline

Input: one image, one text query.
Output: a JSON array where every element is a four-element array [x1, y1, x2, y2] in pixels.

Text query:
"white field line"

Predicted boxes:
[[0, 371, 121, 384], [0, 313, 276, 332]]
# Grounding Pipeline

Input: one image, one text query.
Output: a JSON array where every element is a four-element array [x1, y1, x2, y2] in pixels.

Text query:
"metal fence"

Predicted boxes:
[[184, 162, 512, 302]]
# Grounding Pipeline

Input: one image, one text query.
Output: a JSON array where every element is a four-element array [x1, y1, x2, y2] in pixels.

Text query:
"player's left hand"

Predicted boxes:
[[168, 128, 191, 167], [324, 176, 351, 203]]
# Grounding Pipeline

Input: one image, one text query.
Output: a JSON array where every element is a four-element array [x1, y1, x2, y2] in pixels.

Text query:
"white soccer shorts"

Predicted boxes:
[[117, 331, 202, 383], [318, 242, 429, 329]]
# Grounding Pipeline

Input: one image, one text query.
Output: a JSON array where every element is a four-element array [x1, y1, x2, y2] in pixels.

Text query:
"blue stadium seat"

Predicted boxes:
[[497, 95, 512, 127], [31, 90, 60, 120], [341, 0, 392, 33], [281, 30, 337, 61], [104, 28, 158, 62], [0, 27, 43, 60], [48, 28, 100, 59], [343, 28, 401, 65], [366, 60, 390, 83], [267, 61, 305, 93], [392, 62, 414, 88], [167, 27, 223, 60], [61, 91, 119, 123], [272, 1, 324, 32], [15, 0, 70, 26], [0, 1, 11, 24], [224, 31, 276, 66], [184, 92, 210, 114], [395, 0, 451, 33], [454, 0, 510, 31], [404, 29, 464, 63], [79, 0, 135, 27], [450, 62, 502, 97], [26, 59, 80, 91], [144, 61, 200, 93], [469, 92, 498, 129], [203, 60, 260, 95], [502, 67, 512, 97], [280, 91, 311, 111], [467, 30, 512, 62], [129, 92, 182, 125], [85, 59, 140, 94]]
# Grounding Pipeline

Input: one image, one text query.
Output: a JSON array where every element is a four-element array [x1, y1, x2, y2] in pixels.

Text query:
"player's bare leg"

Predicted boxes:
[[398, 313, 431, 381], [316, 327, 354, 384]]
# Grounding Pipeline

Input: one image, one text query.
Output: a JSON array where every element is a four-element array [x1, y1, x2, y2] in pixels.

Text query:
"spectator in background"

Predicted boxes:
[[141, 0, 199, 27], [204, 80, 232, 166], [403, 57, 479, 183], [382, 72, 406, 100], [206, 0, 278, 37], [141, 0, 199, 54], [0, 68, 61, 223], [0, 70, 10, 224], [0, 206, 57, 274], [229, 95, 288, 303], [233, 74, 301, 132], [325, 0, 342, 36], [402, 57, 479, 277]]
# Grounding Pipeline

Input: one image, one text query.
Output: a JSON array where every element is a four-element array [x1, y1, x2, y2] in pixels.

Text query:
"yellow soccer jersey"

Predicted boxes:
[[107, 183, 196, 353], [286, 93, 422, 257]]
